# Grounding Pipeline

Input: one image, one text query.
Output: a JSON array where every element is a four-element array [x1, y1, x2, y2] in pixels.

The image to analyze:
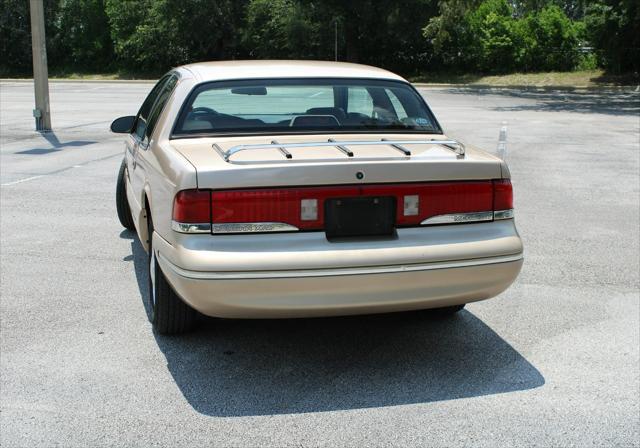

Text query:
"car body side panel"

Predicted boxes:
[[128, 74, 199, 245], [143, 142, 198, 240]]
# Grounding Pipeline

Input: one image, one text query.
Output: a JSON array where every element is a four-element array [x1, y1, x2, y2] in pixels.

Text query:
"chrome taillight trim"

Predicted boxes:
[[211, 222, 299, 234], [171, 221, 212, 233], [494, 209, 514, 220], [421, 211, 494, 225], [174, 211, 514, 234]]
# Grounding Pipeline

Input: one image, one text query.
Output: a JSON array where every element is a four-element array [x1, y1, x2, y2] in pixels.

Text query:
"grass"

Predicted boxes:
[[0, 67, 162, 80], [51, 72, 130, 80], [3, 68, 638, 87], [409, 69, 639, 87], [47, 69, 163, 80]]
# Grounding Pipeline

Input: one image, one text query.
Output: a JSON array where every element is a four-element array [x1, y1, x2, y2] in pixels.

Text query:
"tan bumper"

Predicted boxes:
[[157, 252, 523, 318]]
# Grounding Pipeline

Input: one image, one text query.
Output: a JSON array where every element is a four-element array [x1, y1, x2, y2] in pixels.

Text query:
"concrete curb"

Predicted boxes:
[[0, 78, 154, 84], [412, 82, 639, 91]]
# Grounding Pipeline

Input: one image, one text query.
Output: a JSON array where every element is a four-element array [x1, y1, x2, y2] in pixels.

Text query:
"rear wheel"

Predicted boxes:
[[147, 213, 196, 334], [116, 159, 135, 230]]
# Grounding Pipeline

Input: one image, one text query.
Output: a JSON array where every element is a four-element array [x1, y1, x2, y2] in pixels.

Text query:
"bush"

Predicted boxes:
[[424, 0, 584, 73], [468, 0, 520, 73], [576, 52, 599, 71], [518, 5, 582, 72]]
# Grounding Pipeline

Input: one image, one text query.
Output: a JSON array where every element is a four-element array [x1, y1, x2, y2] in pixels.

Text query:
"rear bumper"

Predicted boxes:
[[154, 220, 523, 318]]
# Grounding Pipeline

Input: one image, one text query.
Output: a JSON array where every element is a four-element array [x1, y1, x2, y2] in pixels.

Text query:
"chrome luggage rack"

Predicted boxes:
[[213, 138, 465, 164]]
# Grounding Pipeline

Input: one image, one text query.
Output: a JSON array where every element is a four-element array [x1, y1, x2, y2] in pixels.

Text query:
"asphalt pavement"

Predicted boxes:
[[1, 81, 638, 447]]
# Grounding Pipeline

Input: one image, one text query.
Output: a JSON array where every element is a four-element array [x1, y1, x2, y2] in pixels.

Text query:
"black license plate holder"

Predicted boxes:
[[325, 196, 396, 238]]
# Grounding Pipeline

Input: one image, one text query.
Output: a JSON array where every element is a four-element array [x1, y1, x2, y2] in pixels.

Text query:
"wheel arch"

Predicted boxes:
[[139, 185, 152, 252]]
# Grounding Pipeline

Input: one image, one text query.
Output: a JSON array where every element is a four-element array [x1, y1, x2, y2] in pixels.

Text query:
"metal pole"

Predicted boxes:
[[334, 19, 338, 61], [497, 121, 507, 161], [29, 0, 51, 131]]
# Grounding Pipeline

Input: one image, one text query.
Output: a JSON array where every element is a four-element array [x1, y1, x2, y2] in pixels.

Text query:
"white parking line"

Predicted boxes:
[[1, 175, 45, 186], [1, 152, 121, 186]]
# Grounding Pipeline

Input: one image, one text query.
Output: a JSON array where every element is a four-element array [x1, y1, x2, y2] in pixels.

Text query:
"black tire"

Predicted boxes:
[[147, 213, 196, 335], [429, 304, 465, 316], [116, 159, 135, 230]]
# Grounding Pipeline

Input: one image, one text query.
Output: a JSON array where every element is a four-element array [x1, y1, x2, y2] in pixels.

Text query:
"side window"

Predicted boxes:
[[146, 75, 178, 138], [133, 75, 171, 140], [347, 87, 374, 117], [386, 89, 408, 119]]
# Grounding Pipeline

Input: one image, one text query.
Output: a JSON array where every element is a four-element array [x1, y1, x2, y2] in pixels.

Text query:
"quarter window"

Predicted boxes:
[[146, 75, 179, 138], [133, 74, 171, 140]]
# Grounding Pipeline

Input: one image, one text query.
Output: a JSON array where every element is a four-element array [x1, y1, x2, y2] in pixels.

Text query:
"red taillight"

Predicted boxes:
[[210, 181, 495, 229], [173, 179, 514, 234], [364, 182, 492, 226], [493, 179, 513, 211], [211, 186, 359, 230], [172, 190, 210, 223]]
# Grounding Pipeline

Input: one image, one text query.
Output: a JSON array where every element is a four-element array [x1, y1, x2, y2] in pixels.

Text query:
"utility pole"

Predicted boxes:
[[29, 0, 51, 131], [334, 19, 338, 61]]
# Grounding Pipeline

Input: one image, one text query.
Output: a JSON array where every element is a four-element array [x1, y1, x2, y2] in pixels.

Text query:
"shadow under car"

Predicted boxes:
[[122, 230, 544, 417]]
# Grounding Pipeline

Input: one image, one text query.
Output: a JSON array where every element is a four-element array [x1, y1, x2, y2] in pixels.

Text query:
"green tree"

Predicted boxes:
[[468, 0, 520, 72], [0, 0, 60, 76], [303, 0, 438, 72], [584, 0, 639, 72], [243, 0, 322, 59], [105, 0, 246, 72], [1, 0, 635, 79], [518, 5, 582, 71], [56, 0, 113, 70], [423, 0, 481, 70], [244, 0, 438, 74], [425, 0, 585, 73]]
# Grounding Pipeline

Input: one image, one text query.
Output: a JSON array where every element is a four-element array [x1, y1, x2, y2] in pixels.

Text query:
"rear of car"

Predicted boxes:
[[114, 61, 523, 334], [159, 178, 521, 319]]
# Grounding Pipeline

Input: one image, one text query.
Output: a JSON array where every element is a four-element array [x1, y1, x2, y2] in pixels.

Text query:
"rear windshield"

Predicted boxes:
[[172, 78, 441, 137]]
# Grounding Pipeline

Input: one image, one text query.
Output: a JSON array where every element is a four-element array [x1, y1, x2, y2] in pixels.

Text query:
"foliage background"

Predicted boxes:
[[0, 0, 637, 77]]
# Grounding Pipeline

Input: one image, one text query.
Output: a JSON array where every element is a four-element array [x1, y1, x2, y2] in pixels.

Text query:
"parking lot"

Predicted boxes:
[[1, 81, 638, 446]]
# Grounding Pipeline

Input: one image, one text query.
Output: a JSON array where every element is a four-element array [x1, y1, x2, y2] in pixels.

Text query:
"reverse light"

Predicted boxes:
[[300, 199, 318, 221], [403, 195, 419, 216], [492, 179, 514, 220]]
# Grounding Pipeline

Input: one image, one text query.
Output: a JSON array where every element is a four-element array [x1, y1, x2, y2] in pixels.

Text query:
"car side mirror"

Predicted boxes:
[[110, 116, 136, 133]]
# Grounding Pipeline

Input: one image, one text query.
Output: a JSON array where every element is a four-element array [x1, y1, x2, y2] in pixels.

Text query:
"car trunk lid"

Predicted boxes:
[[169, 133, 504, 190]]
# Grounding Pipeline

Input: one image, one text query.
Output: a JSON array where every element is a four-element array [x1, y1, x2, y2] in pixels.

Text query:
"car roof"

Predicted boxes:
[[178, 60, 406, 83]]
